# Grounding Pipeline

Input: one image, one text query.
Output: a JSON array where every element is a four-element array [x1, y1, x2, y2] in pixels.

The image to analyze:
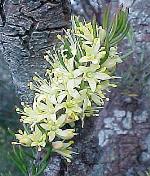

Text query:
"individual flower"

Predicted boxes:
[[18, 105, 47, 126], [76, 22, 94, 42], [19, 98, 61, 128], [65, 111, 79, 123], [63, 30, 77, 58], [97, 26, 106, 44], [80, 39, 106, 64], [56, 129, 77, 140], [52, 141, 75, 162], [79, 89, 92, 111], [78, 64, 111, 92], [30, 126, 46, 151], [51, 58, 82, 99], [40, 115, 65, 141], [102, 47, 122, 69], [75, 20, 106, 44], [29, 75, 53, 95], [33, 95, 63, 121], [40, 115, 76, 142], [63, 99, 82, 119], [14, 130, 32, 146], [30, 77, 60, 106]]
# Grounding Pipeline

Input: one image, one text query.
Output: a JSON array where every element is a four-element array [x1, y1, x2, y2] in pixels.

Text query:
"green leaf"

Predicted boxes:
[[34, 147, 52, 176], [113, 7, 127, 36], [102, 5, 111, 30], [110, 23, 130, 46], [9, 153, 27, 175], [115, 9, 124, 33], [101, 7, 130, 64], [35, 161, 48, 176], [9, 146, 30, 175], [92, 15, 97, 38], [109, 8, 129, 44], [108, 13, 119, 41], [31, 164, 37, 175]]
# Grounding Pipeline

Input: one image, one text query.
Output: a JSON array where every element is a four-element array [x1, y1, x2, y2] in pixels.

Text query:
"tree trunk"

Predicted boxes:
[[0, 0, 71, 102]]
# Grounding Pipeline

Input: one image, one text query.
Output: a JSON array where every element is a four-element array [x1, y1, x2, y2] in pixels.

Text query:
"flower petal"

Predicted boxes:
[[57, 114, 66, 127], [91, 94, 102, 106], [87, 78, 97, 92], [73, 69, 83, 78], [95, 72, 111, 80], [57, 92, 66, 103], [56, 129, 76, 140], [52, 141, 64, 149], [48, 131, 56, 142]]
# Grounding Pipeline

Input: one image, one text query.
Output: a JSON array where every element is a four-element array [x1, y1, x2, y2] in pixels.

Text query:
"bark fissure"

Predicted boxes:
[[21, 22, 38, 51], [17, 12, 38, 51], [29, 0, 60, 12], [36, 25, 68, 32], [0, 0, 6, 26]]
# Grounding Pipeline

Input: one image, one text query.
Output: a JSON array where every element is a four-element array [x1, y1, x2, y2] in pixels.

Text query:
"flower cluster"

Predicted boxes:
[[14, 17, 122, 162]]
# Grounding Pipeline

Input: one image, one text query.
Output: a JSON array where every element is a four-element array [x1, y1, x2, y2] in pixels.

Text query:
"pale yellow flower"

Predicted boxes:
[[76, 21, 106, 44], [65, 111, 79, 123], [56, 129, 77, 140], [77, 22, 94, 42], [40, 115, 76, 142], [52, 141, 74, 162], [78, 64, 111, 92], [80, 39, 106, 64], [102, 47, 122, 69], [51, 59, 82, 99], [40, 115, 65, 141], [30, 127, 46, 151], [15, 130, 32, 146], [20, 106, 46, 125], [79, 89, 92, 111], [63, 99, 82, 114]]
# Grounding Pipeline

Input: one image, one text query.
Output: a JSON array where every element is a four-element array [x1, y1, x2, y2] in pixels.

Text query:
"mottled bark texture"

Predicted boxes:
[[0, 1, 71, 174], [94, 0, 150, 175], [0, 51, 17, 126], [0, 0, 71, 102]]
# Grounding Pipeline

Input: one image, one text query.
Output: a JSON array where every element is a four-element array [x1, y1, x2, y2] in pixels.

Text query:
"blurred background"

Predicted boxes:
[[0, 0, 150, 175]]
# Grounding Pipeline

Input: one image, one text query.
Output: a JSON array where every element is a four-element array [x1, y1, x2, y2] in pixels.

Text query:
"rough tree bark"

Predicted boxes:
[[0, 0, 71, 102]]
